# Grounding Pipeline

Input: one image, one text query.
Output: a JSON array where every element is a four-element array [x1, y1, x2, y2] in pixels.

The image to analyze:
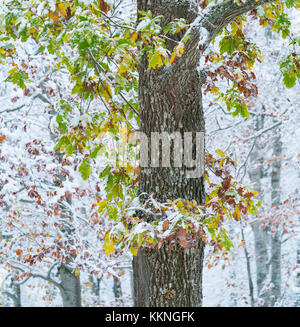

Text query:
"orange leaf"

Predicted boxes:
[[16, 249, 23, 256], [0, 135, 7, 143], [49, 11, 60, 23]]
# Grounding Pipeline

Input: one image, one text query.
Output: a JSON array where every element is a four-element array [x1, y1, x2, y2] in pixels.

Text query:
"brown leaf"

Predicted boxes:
[[162, 220, 170, 232], [99, 0, 110, 13], [176, 227, 186, 240], [179, 239, 190, 250]]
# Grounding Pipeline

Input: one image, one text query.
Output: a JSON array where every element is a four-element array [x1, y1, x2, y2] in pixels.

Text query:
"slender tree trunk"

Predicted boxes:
[[4, 281, 21, 307], [133, 0, 205, 307], [58, 264, 81, 307], [269, 127, 282, 306], [294, 242, 300, 306], [240, 223, 255, 307], [249, 115, 282, 306], [113, 276, 124, 305], [13, 283, 21, 307], [89, 275, 101, 297], [249, 114, 269, 306], [48, 101, 82, 307]]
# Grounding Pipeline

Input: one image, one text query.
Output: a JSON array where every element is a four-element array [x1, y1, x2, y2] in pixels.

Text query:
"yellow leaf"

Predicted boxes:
[[211, 85, 220, 95], [234, 206, 241, 220], [49, 11, 60, 23], [148, 52, 163, 69], [231, 22, 238, 36], [103, 233, 115, 255], [219, 159, 224, 169], [204, 173, 210, 186], [130, 246, 138, 256], [8, 67, 17, 74], [170, 43, 184, 64], [120, 127, 129, 142], [216, 149, 225, 158], [74, 268, 80, 277], [57, 4, 67, 18], [96, 199, 108, 211], [118, 55, 132, 74], [176, 200, 184, 210], [99, 82, 112, 102], [131, 31, 138, 42]]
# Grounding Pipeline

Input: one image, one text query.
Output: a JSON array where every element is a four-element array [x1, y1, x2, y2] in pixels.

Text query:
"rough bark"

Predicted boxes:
[[133, 242, 204, 306], [133, 0, 205, 307], [133, 0, 279, 307]]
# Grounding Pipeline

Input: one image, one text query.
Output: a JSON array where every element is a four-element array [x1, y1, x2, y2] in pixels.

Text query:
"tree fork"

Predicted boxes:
[[133, 0, 205, 307], [133, 0, 278, 307]]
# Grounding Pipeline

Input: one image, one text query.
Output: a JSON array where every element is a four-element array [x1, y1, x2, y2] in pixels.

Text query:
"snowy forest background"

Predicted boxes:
[[0, 0, 300, 307]]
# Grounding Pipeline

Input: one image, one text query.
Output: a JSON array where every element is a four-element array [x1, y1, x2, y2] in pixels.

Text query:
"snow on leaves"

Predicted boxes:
[[98, 151, 260, 258]]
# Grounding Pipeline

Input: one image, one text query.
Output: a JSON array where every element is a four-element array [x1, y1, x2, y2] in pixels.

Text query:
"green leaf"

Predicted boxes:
[[148, 51, 163, 69], [79, 158, 91, 180], [6, 68, 29, 89], [282, 72, 297, 88]]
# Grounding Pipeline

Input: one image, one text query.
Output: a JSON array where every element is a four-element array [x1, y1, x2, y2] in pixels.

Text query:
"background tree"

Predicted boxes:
[[0, 0, 299, 307]]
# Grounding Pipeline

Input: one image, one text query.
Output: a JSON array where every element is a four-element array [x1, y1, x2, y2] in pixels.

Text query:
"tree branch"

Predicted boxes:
[[201, 0, 277, 48], [166, 0, 276, 80]]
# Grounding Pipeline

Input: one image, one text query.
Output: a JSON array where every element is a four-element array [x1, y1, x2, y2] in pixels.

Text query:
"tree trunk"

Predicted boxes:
[[113, 276, 124, 305], [4, 280, 21, 307], [58, 264, 81, 307], [89, 274, 101, 297], [294, 241, 300, 306], [249, 114, 269, 306], [269, 127, 282, 306], [133, 0, 205, 307], [48, 103, 82, 307], [240, 223, 255, 306]]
